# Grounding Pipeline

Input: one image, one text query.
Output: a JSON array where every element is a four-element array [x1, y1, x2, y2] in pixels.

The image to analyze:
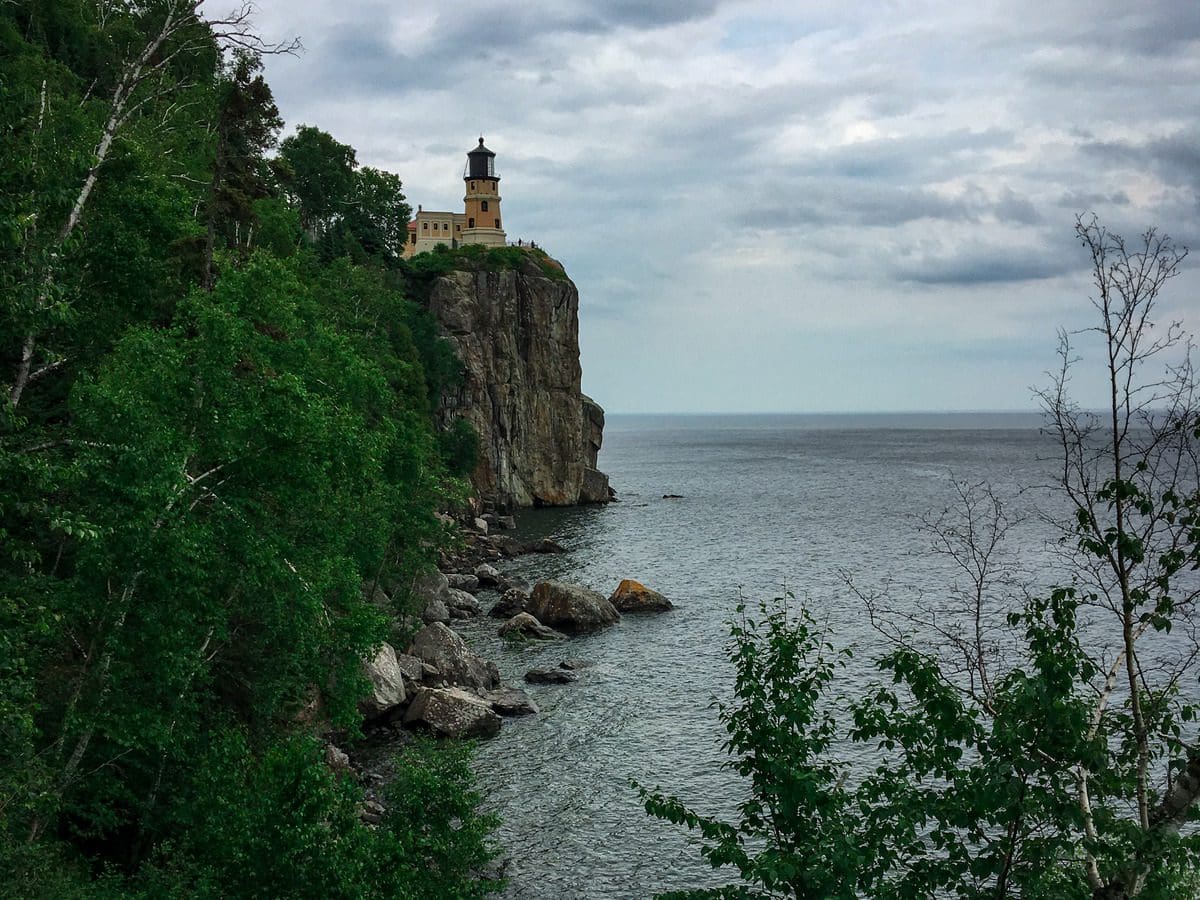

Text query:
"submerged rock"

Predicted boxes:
[[404, 686, 501, 739], [499, 612, 564, 641], [525, 667, 578, 685], [609, 579, 673, 613], [527, 580, 620, 634], [481, 687, 540, 717]]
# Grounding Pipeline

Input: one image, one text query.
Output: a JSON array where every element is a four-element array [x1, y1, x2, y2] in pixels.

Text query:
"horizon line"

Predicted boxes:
[[602, 408, 1048, 417]]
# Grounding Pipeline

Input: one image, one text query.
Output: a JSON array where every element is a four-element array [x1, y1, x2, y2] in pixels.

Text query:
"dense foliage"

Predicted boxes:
[[1, 3, 494, 895], [642, 221, 1200, 898]]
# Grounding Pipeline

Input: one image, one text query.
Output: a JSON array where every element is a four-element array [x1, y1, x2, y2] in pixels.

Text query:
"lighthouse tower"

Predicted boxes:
[[460, 137, 506, 248]]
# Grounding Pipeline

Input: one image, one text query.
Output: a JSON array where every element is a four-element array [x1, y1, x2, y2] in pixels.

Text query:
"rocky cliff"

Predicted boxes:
[[426, 254, 611, 508]]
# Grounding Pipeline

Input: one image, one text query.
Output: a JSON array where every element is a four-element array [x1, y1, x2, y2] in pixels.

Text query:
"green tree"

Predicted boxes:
[[278, 124, 357, 237], [0, 8, 495, 891], [201, 49, 283, 287], [344, 166, 412, 263], [642, 219, 1200, 898]]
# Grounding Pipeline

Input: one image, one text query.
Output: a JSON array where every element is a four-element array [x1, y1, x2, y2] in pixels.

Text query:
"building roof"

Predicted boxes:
[[468, 136, 495, 157]]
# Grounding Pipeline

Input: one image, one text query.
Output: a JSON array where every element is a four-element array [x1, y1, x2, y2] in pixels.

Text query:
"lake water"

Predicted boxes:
[[455, 412, 1068, 898]]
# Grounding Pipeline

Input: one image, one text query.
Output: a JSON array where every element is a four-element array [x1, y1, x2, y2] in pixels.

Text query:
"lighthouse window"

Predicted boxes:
[[468, 218, 475, 228], [481, 200, 489, 212], [495, 218, 501, 228], [422, 222, 428, 230]]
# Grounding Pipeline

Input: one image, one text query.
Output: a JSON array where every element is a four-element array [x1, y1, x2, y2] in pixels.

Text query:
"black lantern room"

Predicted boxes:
[[464, 137, 498, 180]]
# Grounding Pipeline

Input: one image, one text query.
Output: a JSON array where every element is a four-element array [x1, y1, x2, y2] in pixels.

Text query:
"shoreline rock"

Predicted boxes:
[[407, 622, 499, 693], [359, 643, 406, 719], [404, 686, 502, 739], [609, 579, 673, 613], [499, 612, 564, 641], [489, 587, 529, 619], [527, 580, 620, 634]]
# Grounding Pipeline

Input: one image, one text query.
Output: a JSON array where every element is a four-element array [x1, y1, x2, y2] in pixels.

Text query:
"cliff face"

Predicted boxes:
[[427, 258, 611, 508]]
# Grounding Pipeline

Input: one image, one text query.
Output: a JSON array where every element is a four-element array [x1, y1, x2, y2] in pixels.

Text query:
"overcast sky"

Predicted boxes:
[[253, 0, 1199, 414]]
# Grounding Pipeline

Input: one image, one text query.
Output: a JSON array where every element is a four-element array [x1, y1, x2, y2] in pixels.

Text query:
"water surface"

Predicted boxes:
[[456, 412, 1063, 897]]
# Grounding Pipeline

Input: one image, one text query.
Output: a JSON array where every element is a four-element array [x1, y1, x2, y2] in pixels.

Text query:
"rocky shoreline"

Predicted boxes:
[[326, 514, 672, 827]]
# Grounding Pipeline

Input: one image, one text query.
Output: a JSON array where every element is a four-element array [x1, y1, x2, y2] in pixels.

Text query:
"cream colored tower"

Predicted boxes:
[[460, 137, 506, 248]]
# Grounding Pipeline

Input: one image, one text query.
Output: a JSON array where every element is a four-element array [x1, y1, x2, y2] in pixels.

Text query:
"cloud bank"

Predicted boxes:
[[254, 0, 1200, 412]]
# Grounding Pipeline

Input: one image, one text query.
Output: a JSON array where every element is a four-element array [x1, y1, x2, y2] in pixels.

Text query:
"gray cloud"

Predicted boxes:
[[255, 0, 1200, 412], [891, 246, 1078, 286]]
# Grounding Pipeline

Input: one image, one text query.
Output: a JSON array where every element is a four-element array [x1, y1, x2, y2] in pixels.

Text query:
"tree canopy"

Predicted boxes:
[[0, 5, 493, 895]]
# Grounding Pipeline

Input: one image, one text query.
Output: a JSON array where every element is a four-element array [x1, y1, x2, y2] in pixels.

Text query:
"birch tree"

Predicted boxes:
[[5, 0, 296, 410]]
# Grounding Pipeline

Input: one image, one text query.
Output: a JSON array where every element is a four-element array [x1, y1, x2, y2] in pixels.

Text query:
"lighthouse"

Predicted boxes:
[[401, 137, 514, 258], [460, 137, 507, 248]]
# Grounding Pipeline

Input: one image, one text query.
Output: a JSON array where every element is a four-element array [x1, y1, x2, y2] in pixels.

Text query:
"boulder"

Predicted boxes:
[[497, 515, 517, 530], [579, 466, 611, 504], [446, 587, 482, 618], [490, 535, 525, 557], [474, 563, 503, 587], [404, 686, 502, 739], [559, 658, 592, 671], [534, 537, 567, 554], [446, 573, 481, 592], [525, 667, 578, 685], [490, 588, 530, 619], [395, 653, 423, 681], [481, 687, 540, 717], [527, 580, 620, 634], [609, 579, 673, 613], [359, 643, 406, 718], [411, 569, 450, 604], [421, 597, 451, 624], [406, 622, 499, 692], [499, 612, 564, 641], [473, 516, 489, 535]]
